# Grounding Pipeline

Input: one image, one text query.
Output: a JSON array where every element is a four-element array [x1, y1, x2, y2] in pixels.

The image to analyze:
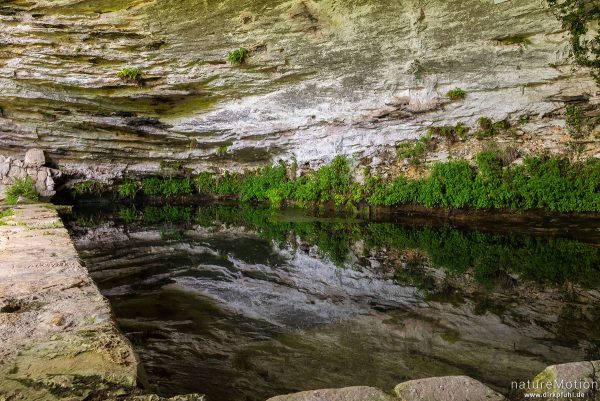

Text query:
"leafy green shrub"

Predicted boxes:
[[366, 151, 599, 212], [5, 177, 39, 205], [111, 151, 599, 212], [240, 163, 289, 204], [119, 179, 138, 199], [228, 48, 248, 65], [446, 88, 466, 100], [141, 177, 193, 197]]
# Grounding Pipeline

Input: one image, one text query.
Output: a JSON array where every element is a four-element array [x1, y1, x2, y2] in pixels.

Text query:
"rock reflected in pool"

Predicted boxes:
[[65, 204, 600, 401]]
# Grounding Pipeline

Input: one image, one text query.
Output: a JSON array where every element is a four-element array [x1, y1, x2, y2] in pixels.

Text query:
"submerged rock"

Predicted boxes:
[[394, 376, 506, 401]]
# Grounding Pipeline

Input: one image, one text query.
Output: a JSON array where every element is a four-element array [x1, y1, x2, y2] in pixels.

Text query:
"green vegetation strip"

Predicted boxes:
[[109, 152, 600, 213]]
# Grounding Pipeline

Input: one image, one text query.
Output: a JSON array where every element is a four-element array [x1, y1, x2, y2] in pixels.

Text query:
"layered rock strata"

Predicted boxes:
[[0, 0, 598, 180]]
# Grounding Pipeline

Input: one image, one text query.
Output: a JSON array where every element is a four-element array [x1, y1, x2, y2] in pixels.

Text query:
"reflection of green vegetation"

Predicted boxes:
[[113, 205, 600, 285], [75, 204, 600, 286], [5, 177, 39, 205]]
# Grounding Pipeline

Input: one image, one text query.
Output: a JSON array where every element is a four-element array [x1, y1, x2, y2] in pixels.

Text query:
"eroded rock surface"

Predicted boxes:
[[0, 0, 598, 179]]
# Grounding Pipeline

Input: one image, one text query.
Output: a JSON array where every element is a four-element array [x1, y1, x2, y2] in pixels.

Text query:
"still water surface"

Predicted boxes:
[[65, 203, 600, 401]]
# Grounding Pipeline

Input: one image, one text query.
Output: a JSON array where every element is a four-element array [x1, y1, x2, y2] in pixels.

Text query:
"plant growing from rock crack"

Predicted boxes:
[[228, 48, 248, 65], [217, 144, 231, 156], [446, 88, 466, 100], [5, 177, 39, 205], [473, 117, 514, 139], [546, 0, 600, 84], [117, 68, 143, 84], [397, 132, 435, 164], [565, 104, 584, 138]]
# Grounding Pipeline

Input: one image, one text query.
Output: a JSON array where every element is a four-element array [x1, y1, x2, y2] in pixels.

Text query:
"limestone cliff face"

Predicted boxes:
[[0, 0, 598, 180]]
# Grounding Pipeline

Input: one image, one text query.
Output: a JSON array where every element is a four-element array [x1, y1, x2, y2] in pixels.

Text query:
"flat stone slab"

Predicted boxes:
[[0, 204, 141, 400], [394, 376, 506, 401], [266, 386, 396, 401]]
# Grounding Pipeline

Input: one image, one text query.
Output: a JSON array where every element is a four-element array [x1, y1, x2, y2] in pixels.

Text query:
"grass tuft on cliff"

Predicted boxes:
[[117, 68, 143, 83], [446, 88, 466, 100], [4, 177, 39, 205], [228, 48, 248, 65]]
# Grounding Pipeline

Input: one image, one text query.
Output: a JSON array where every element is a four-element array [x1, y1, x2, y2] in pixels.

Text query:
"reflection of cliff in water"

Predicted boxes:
[[66, 205, 600, 401]]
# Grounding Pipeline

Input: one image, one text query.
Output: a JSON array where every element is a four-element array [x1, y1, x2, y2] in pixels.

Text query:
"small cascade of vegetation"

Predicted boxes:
[[99, 150, 600, 212], [547, 0, 600, 83]]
